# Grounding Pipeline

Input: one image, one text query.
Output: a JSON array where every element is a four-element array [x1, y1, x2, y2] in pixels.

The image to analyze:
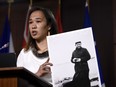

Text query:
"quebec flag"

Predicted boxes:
[[0, 16, 14, 53], [83, 1, 105, 87]]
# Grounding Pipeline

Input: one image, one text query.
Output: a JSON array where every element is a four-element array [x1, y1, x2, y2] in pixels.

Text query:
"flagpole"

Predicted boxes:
[[59, 0, 61, 14], [86, 0, 90, 9], [7, 0, 14, 20], [30, 0, 33, 7], [8, 2, 11, 19]]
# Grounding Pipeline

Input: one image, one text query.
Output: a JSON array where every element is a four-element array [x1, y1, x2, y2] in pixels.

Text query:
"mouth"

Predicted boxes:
[[31, 31, 38, 36]]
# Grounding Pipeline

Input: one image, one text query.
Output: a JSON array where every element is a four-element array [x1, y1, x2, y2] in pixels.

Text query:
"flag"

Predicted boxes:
[[0, 16, 14, 53], [83, 1, 92, 28], [55, 0, 63, 33], [22, 6, 31, 48], [83, 1, 105, 87]]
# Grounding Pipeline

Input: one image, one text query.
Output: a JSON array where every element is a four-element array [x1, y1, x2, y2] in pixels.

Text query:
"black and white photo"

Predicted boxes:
[[47, 27, 102, 87]]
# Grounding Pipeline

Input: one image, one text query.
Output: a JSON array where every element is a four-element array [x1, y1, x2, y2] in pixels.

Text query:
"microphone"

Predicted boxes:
[[0, 43, 9, 50]]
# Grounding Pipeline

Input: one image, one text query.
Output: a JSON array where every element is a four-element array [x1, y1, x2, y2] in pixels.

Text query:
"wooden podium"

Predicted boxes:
[[0, 67, 52, 87]]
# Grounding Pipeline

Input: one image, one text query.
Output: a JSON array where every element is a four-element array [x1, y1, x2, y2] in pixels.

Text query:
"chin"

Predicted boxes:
[[32, 36, 39, 39]]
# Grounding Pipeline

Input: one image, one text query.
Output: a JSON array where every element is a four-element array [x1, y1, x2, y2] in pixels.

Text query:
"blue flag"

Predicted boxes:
[[83, 3, 92, 28], [83, 2, 105, 87], [0, 16, 14, 53]]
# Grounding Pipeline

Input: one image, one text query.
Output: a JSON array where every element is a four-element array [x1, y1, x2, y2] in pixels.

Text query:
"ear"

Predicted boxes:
[[48, 24, 51, 31], [48, 27, 51, 31]]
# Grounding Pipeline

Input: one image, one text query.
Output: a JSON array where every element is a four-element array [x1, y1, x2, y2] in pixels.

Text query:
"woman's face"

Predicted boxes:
[[29, 10, 50, 41]]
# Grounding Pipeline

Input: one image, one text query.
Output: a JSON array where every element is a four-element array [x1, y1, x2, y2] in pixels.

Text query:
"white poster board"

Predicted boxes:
[[47, 27, 102, 87]]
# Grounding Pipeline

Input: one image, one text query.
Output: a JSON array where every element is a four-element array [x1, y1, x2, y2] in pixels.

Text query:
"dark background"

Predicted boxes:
[[0, 0, 115, 87]]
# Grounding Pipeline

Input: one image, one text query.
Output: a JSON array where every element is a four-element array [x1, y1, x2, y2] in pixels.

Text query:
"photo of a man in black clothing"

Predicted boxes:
[[71, 41, 91, 87]]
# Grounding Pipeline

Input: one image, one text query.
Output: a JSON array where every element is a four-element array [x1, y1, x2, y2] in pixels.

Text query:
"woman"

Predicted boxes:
[[17, 6, 58, 83]]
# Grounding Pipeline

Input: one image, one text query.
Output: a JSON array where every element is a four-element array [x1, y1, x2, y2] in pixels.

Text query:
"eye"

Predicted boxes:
[[36, 20, 41, 23], [29, 21, 32, 24]]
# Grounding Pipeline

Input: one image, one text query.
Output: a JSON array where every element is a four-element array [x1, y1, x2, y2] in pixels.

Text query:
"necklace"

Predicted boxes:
[[32, 47, 49, 58], [38, 48, 48, 54]]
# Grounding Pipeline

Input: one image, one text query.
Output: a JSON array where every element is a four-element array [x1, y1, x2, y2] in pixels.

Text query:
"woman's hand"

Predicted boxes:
[[36, 58, 53, 77]]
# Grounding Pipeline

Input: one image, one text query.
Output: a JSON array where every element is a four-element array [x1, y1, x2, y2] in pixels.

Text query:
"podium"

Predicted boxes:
[[0, 67, 52, 87]]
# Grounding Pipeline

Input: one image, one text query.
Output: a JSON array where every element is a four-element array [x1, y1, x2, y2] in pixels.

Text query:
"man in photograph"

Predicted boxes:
[[71, 41, 91, 87]]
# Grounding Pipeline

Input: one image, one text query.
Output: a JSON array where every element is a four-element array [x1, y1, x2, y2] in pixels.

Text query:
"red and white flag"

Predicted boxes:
[[22, 6, 31, 48]]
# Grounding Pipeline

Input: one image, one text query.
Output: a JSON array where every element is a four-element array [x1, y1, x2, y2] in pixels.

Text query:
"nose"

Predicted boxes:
[[32, 23, 37, 29]]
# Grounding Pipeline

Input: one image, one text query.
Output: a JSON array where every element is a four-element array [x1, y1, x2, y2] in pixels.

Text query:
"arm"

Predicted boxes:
[[71, 51, 75, 63], [80, 48, 91, 62]]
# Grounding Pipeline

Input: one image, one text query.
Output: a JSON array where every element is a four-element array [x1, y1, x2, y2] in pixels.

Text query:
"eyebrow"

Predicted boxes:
[[29, 17, 42, 21], [35, 17, 41, 20]]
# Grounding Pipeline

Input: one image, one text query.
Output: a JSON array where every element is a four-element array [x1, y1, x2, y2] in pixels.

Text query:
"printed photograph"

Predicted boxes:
[[47, 27, 102, 87]]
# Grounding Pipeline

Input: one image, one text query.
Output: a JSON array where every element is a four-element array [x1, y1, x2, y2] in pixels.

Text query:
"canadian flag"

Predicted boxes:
[[22, 6, 31, 48]]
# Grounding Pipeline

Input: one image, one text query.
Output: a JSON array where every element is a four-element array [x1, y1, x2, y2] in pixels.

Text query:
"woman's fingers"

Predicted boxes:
[[41, 62, 53, 70], [45, 58, 50, 63], [43, 66, 51, 72], [43, 58, 53, 66], [43, 62, 53, 66], [37, 58, 53, 77]]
